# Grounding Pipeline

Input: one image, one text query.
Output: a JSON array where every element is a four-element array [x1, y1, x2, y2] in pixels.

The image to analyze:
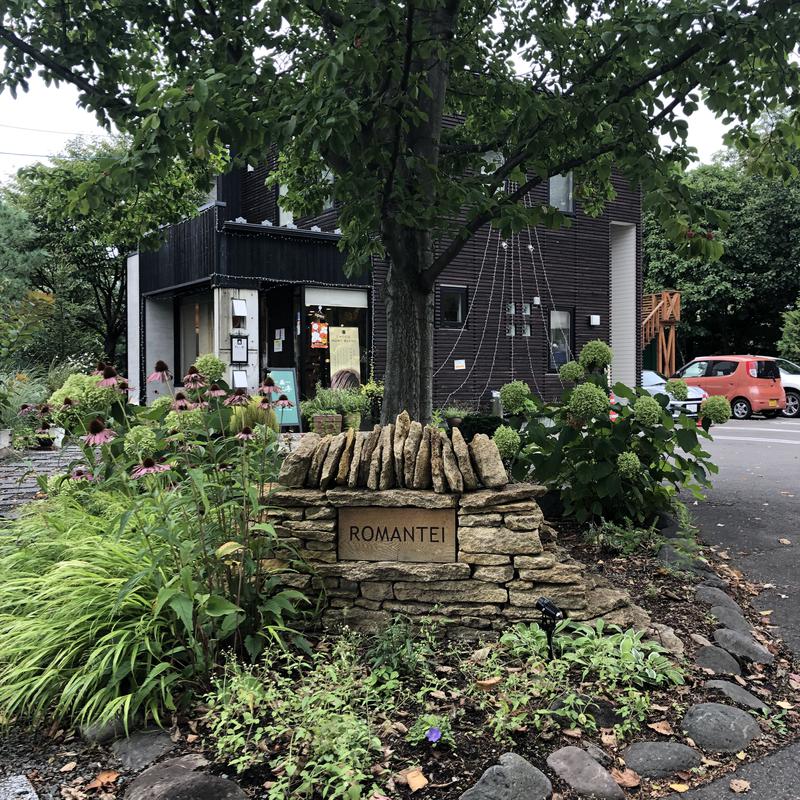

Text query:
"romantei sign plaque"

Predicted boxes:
[[338, 507, 457, 563]]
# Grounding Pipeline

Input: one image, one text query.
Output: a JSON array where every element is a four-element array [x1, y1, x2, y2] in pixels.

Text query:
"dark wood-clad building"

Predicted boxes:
[[127, 162, 641, 408]]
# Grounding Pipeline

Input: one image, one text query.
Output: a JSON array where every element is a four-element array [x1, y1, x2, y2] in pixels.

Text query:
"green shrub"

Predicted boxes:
[[558, 360, 584, 383], [499, 380, 532, 414], [458, 413, 504, 441], [193, 353, 226, 383], [578, 340, 613, 372], [442, 403, 471, 420], [701, 394, 731, 423], [493, 425, 521, 460], [567, 382, 609, 422], [665, 378, 689, 401], [300, 384, 368, 418], [48, 373, 117, 431], [123, 426, 158, 460], [633, 395, 662, 426], [778, 297, 800, 362], [585, 519, 662, 554]]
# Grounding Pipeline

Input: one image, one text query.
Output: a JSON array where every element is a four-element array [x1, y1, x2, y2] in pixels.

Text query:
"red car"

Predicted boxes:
[[672, 355, 786, 420]]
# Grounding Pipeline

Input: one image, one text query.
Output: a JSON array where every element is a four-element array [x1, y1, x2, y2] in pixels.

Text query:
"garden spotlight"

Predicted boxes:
[[535, 596, 564, 661]]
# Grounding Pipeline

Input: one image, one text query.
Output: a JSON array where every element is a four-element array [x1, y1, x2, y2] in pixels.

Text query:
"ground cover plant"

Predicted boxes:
[[0, 356, 309, 728]]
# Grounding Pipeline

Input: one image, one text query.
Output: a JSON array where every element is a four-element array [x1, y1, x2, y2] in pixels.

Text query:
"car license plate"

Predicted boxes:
[[769, 399, 778, 407], [686, 404, 698, 414]]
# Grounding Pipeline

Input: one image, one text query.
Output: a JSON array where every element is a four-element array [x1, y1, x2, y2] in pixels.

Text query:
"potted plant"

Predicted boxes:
[[301, 387, 344, 436], [340, 389, 370, 431], [442, 403, 471, 430]]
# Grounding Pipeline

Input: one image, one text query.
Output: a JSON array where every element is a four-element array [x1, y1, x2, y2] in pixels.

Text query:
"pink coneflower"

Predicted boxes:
[[147, 360, 172, 383], [19, 403, 34, 416], [258, 396, 272, 411], [92, 361, 107, 376], [274, 394, 294, 409], [37, 403, 53, 419], [193, 399, 209, 409], [70, 467, 95, 481], [205, 383, 226, 398], [61, 397, 74, 411], [259, 376, 280, 396], [224, 388, 250, 407], [172, 391, 193, 411], [82, 417, 116, 446], [236, 426, 255, 441], [182, 366, 205, 389], [98, 365, 119, 387], [131, 458, 172, 479], [116, 380, 134, 395]]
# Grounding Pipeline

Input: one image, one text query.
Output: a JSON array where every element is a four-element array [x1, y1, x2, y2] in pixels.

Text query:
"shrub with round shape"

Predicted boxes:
[[617, 451, 641, 480], [665, 378, 689, 401], [123, 426, 158, 461], [578, 340, 613, 372], [701, 395, 731, 424], [193, 353, 226, 383], [164, 408, 206, 433], [558, 360, 584, 383], [499, 380, 531, 415], [633, 395, 662, 426], [493, 425, 521, 460], [48, 373, 118, 430], [568, 382, 609, 422]]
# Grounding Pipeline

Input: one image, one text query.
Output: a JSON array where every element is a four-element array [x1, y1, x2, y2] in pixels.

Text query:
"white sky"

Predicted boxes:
[[0, 74, 729, 184]]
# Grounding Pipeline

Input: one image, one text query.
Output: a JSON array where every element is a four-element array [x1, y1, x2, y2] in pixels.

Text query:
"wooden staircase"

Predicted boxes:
[[642, 290, 681, 376]]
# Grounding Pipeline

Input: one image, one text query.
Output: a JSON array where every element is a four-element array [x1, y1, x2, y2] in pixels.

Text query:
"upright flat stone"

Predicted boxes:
[[695, 585, 742, 613], [710, 605, 752, 634], [367, 430, 384, 490], [305, 435, 331, 487], [441, 431, 464, 493], [430, 427, 446, 493], [469, 433, 508, 488], [451, 426, 478, 490], [347, 431, 367, 487], [695, 645, 741, 675], [403, 421, 424, 487], [460, 752, 551, 800], [0, 776, 38, 800], [621, 742, 701, 778], [378, 423, 396, 489], [705, 680, 769, 712], [682, 702, 762, 752], [358, 425, 381, 486], [714, 628, 774, 665], [277, 432, 320, 487], [546, 746, 623, 799], [412, 426, 433, 489], [335, 428, 356, 485], [393, 411, 411, 487], [319, 431, 347, 490]]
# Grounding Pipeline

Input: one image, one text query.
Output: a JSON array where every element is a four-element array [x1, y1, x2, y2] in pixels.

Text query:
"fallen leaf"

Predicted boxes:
[[85, 770, 120, 790], [702, 757, 723, 767], [648, 720, 674, 736], [776, 700, 794, 710], [779, 539, 792, 546], [60, 762, 77, 773], [736, 751, 747, 761], [429, 690, 447, 700], [475, 676, 502, 690], [611, 767, 640, 788], [669, 783, 690, 793], [562, 728, 582, 738], [600, 728, 618, 748], [406, 769, 428, 793], [186, 734, 199, 743], [730, 778, 751, 793]]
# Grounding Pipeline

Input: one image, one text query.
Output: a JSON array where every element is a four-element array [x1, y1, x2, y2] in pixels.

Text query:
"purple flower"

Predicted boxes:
[[224, 388, 250, 407], [147, 360, 172, 384], [82, 418, 116, 446], [236, 426, 255, 441], [274, 394, 294, 409], [97, 365, 119, 387], [425, 726, 442, 743], [205, 383, 226, 398], [70, 467, 95, 481], [172, 391, 193, 411], [131, 458, 172, 479], [183, 366, 205, 388]]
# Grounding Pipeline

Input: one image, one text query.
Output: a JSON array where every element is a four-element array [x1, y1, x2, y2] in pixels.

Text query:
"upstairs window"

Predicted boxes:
[[549, 172, 574, 213], [549, 309, 572, 369], [440, 285, 468, 328]]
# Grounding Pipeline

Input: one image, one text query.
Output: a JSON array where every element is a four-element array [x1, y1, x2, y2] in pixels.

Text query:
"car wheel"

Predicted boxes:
[[783, 390, 800, 418], [731, 397, 752, 420]]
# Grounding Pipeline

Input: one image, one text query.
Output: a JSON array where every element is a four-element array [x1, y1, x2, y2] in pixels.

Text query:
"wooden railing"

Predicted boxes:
[[642, 291, 681, 376]]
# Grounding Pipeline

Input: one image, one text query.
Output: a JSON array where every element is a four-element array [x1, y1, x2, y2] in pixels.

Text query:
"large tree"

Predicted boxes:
[[2, 1, 800, 419], [644, 157, 800, 360]]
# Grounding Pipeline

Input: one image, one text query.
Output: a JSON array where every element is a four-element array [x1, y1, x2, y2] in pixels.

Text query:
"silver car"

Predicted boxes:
[[641, 370, 707, 418]]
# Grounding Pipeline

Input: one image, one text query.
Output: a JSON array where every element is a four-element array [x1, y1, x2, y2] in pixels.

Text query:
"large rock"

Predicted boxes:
[[277, 432, 320, 487], [546, 746, 623, 799], [705, 680, 769, 712], [451, 427, 478, 490], [269, 488, 326, 507], [393, 412, 411, 487], [695, 585, 742, 613], [412, 425, 434, 489], [621, 742, 701, 778], [713, 628, 774, 665], [125, 755, 246, 800], [403, 421, 424, 487], [0, 776, 38, 800], [326, 488, 456, 508], [393, 580, 507, 604], [367, 429, 384, 490], [459, 483, 546, 509], [709, 605, 751, 634], [335, 427, 356, 485], [358, 425, 381, 486], [319, 431, 347, 490], [305, 435, 332, 487], [430, 428, 446, 493], [505, 510, 544, 531], [441, 432, 465, 493], [347, 431, 367, 487], [469, 434, 508, 488], [112, 730, 173, 771], [695, 644, 741, 675], [320, 561, 471, 582], [682, 702, 762, 752], [378, 424, 396, 489], [460, 752, 552, 800], [459, 526, 543, 555]]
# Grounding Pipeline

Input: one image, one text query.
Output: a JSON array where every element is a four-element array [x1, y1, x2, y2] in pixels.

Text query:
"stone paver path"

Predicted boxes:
[[0, 448, 80, 518]]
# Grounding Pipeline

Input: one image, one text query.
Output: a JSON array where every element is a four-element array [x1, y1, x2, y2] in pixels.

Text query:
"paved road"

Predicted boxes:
[[0, 447, 79, 518], [669, 417, 800, 799]]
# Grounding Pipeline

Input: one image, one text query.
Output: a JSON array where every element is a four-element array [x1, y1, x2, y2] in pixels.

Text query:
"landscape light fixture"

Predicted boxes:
[[535, 596, 564, 661]]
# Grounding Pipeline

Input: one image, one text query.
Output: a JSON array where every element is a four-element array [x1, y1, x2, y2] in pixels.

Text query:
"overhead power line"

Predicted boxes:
[[0, 122, 104, 136]]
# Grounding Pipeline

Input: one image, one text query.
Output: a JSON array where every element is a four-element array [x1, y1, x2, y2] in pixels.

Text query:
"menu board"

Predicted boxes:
[[266, 368, 301, 429], [329, 326, 361, 379]]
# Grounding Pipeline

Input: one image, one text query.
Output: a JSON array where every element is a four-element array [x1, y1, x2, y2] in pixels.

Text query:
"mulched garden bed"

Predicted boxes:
[[2, 522, 799, 800]]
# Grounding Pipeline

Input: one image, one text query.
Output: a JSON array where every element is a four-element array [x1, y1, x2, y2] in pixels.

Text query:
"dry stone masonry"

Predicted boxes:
[[273, 413, 648, 636]]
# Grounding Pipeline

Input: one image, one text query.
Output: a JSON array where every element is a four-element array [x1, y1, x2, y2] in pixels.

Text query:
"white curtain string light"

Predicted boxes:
[[474, 237, 508, 407], [515, 230, 544, 397]]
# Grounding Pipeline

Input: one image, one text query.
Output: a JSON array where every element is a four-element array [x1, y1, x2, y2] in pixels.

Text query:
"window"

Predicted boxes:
[[549, 172, 573, 213], [678, 360, 709, 378], [549, 309, 572, 370], [776, 358, 800, 375], [440, 286, 468, 327], [709, 360, 738, 377], [278, 184, 294, 227], [756, 359, 780, 379]]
